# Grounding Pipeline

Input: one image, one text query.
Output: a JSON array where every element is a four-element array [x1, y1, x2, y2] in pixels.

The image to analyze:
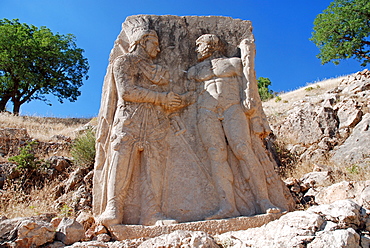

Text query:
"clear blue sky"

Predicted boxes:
[[1, 0, 365, 117]]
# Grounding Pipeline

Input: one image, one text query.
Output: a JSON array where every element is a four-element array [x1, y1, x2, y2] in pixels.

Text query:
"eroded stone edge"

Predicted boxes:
[[109, 212, 284, 240]]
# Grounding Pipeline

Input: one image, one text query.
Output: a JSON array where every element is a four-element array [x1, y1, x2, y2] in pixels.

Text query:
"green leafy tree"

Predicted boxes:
[[0, 19, 89, 114], [310, 0, 370, 66], [257, 77, 274, 101]]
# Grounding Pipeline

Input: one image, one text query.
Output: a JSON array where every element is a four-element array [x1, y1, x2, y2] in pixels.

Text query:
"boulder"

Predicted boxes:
[[315, 181, 370, 210], [307, 200, 362, 228], [300, 171, 333, 188], [47, 156, 72, 172], [307, 228, 360, 248], [56, 218, 85, 245], [217, 210, 324, 247], [216, 200, 364, 247], [0, 218, 55, 247]]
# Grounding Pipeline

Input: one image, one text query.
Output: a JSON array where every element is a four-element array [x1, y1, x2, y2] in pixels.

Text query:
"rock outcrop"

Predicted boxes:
[[269, 69, 370, 168]]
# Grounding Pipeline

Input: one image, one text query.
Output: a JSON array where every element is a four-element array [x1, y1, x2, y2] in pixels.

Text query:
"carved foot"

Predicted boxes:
[[205, 208, 240, 220], [96, 209, 122, 227], [259, 199, 281, 214]]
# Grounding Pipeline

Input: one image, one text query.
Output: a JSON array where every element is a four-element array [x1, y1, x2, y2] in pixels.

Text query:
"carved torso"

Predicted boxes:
[[112, 54, 170, 141], [188, 57, 244, 112]]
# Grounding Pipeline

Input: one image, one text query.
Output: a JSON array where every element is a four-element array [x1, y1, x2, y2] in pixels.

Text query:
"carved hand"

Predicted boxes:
[[159, 91, 182, 111], [166, 91, 182, 107]]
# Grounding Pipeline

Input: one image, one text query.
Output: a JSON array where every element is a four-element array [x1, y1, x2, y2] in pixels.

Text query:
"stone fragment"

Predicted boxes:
[[48, 156, 72, 172], [94, 225, 107, 235], [300, 171, 333, 188], [51, 217, 63, 229], [56, 218, 85, 245], [361, 234, 370, 248], [96, 233, 111, 242], [64, 168, 84, 193]]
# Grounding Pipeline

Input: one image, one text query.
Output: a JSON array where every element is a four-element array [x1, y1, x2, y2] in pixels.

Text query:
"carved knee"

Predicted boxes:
[[207, 147, 227, 162]]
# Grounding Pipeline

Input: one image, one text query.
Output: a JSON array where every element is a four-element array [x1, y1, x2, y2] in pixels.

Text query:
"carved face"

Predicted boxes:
[[144, 37, 160, 58], [195, 40, 212, 61]]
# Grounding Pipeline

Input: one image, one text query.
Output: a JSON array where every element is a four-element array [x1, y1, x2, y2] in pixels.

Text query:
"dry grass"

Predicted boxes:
[[0, 112, 92, 142], [278, 147, 370, 183], [0, 182, 59, 218], [262, 75, 348, 117], [0, 113, 94, 218]]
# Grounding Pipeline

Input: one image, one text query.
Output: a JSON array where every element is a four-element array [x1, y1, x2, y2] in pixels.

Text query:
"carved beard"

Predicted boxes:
[[197, 47, 213, 62]]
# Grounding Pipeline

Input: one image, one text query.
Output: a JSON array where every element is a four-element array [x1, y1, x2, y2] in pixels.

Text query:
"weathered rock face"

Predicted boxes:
[[93, 15, 293, 227], [270, 69, 370, 166], [331, 113, 370, 166]]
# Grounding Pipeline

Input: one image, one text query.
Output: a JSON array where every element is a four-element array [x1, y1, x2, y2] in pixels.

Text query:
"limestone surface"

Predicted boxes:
[[93, 14, 293, 227]]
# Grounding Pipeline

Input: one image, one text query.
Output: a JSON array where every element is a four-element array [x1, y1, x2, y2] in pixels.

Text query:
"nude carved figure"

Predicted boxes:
[[188, 34, 281, 220]]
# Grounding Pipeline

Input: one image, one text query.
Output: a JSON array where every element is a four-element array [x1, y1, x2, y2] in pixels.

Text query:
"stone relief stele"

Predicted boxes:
[[93, 15, 294, 227]]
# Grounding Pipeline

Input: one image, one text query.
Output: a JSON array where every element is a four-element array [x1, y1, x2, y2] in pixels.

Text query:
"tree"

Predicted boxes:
[[0, 19, 89, 114], [310, 0, 370, 66], [257, 77, 274, 101]]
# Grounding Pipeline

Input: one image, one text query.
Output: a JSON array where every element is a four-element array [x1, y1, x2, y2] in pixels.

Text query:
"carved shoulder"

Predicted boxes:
[[229, 57, 243, 76], [113, 54, 139, 73]]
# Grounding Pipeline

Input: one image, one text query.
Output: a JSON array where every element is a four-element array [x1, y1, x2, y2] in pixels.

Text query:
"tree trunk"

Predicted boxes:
[[0, 97, 11, 112], [12, 100, 21, 115]]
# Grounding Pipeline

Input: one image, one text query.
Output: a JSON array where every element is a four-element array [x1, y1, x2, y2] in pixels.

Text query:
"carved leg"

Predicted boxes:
[[139, 137, 177, 226], [97, 141, 138, 227], [223, 105, 280, 214], [198, 108, 240, 220]]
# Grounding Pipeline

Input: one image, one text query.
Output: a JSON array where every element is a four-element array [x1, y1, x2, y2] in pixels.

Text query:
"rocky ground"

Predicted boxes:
[[0, 70, 369, 247]]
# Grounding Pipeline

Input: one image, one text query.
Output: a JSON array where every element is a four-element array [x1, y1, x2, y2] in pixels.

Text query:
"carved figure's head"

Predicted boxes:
[[195, 34, 222, 61], [129, 29, 160, 58]]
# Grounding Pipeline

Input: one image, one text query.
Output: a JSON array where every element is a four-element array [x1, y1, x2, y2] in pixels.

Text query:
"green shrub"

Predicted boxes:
[[257, 77, 275, 101], [71, 128, 96, 168], [305, 86, 314, 91], [275, 96, 282, 102], [8, 141, 49, 191], [9, 141, 44, 171]]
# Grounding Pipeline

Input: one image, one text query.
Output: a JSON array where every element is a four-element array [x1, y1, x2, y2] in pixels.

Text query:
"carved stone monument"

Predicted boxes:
[[93, 15, 294, 228]]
